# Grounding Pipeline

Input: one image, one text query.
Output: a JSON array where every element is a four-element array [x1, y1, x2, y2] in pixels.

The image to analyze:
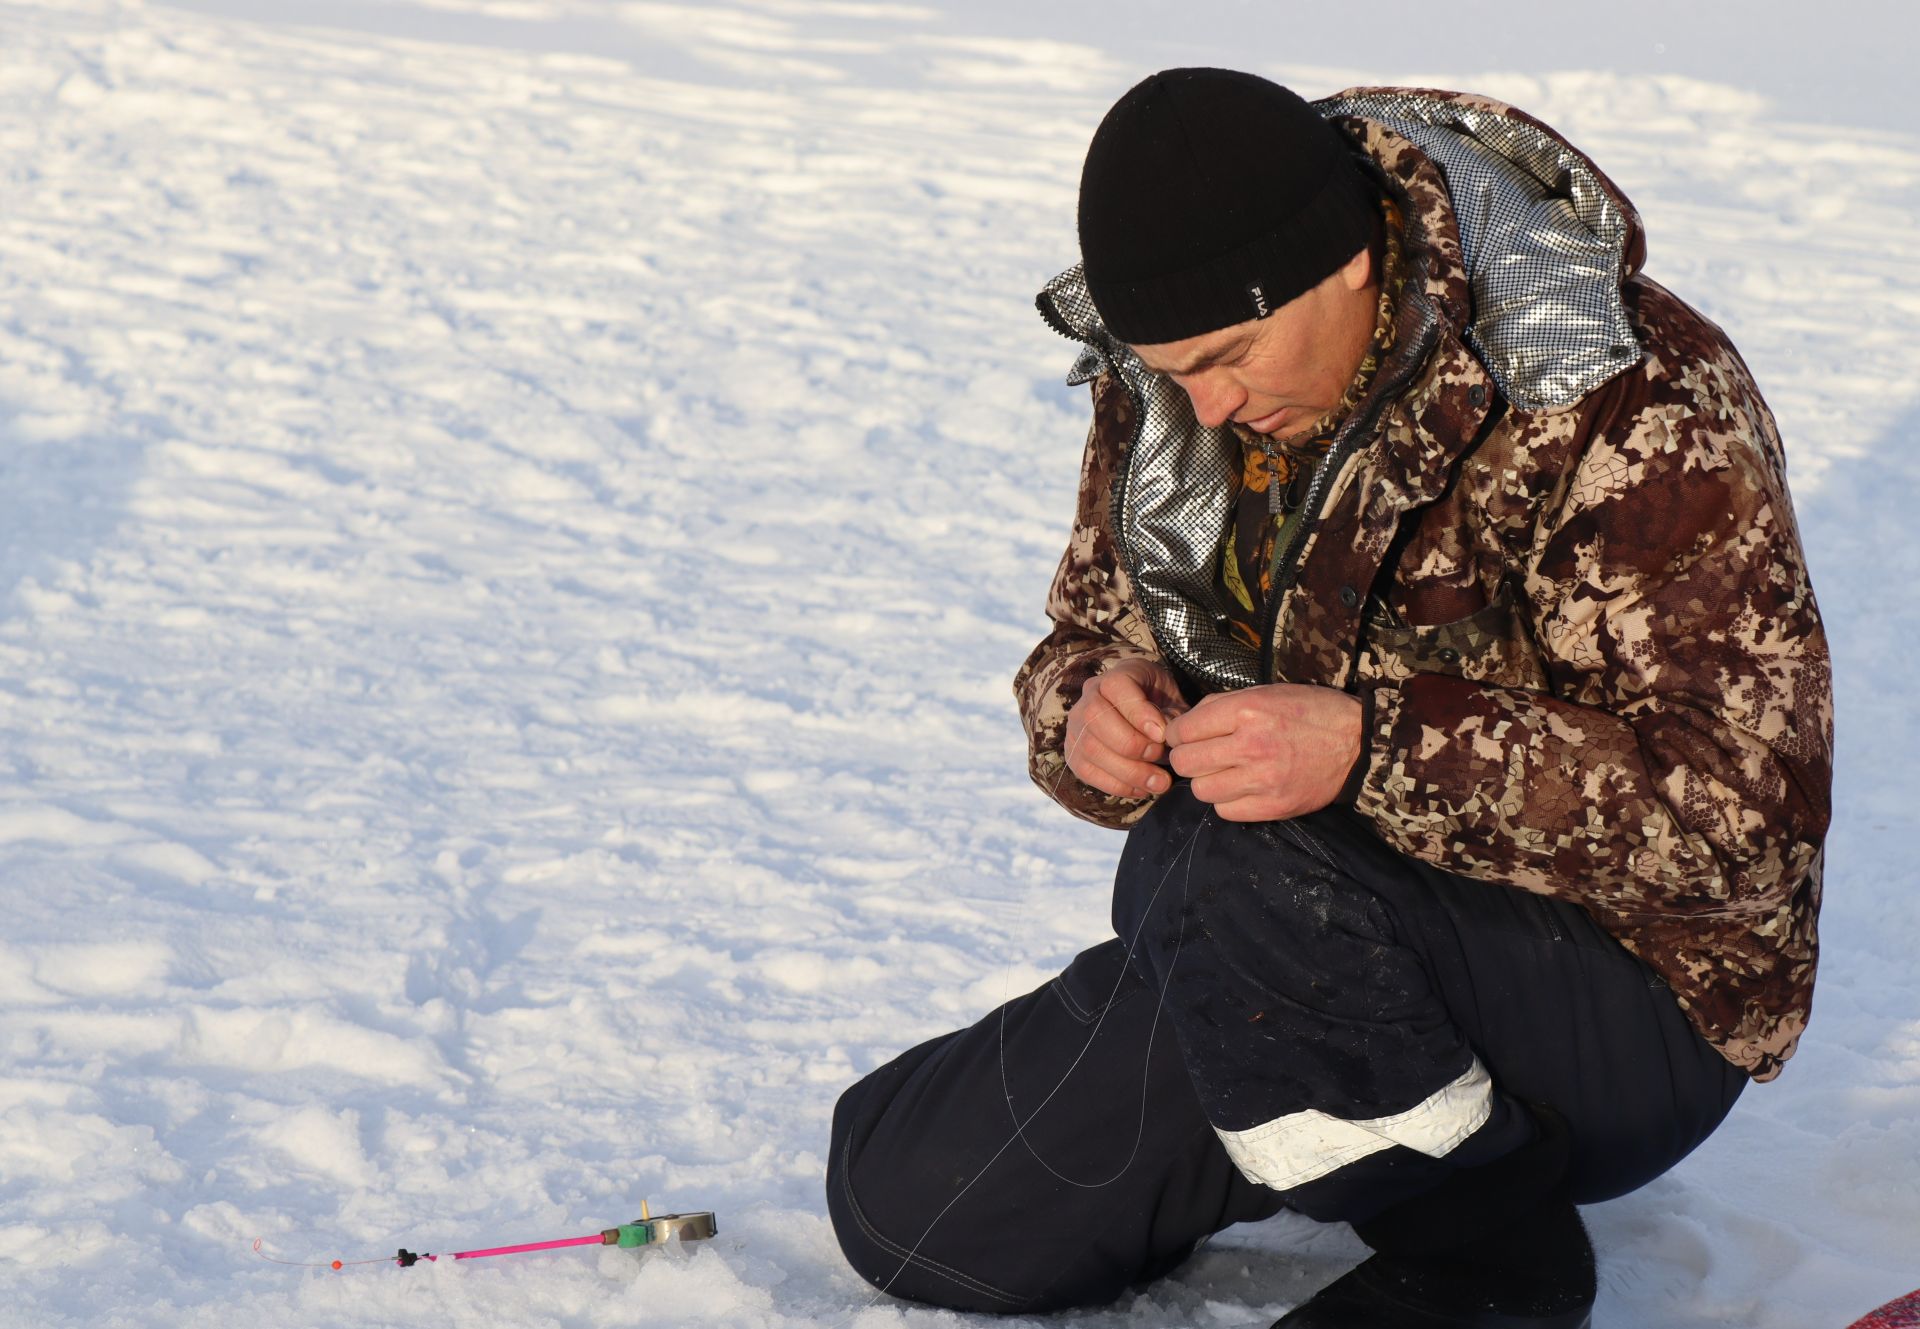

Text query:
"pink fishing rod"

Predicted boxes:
[[399, 1232, 607, 1265]]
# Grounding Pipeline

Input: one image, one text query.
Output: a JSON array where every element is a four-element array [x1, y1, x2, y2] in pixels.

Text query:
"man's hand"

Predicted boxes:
[[1064, 658, 1188, 800], [1164, 683, 1363, 822]]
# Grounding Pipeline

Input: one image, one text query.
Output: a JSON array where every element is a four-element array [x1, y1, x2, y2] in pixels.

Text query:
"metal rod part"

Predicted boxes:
[[642, 1212, 718, 1243]]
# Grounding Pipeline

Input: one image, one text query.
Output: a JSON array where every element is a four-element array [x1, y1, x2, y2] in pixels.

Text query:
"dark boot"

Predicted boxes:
[[1273, 1106, 1596, 1329]]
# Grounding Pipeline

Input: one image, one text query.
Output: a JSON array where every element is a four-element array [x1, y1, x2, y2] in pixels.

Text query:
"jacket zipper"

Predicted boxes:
[[1257, 299, 1440, 685], [1257, 439, 1303, 516]]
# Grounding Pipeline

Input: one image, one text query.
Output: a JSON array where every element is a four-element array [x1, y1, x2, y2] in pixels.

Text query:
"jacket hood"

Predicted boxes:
[[1039, 87, 1647, 412]]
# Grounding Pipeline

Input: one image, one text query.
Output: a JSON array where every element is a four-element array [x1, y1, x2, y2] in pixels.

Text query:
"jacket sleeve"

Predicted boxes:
[[1013, 373, 1167, 829], [1350, 343, 1834, 920]]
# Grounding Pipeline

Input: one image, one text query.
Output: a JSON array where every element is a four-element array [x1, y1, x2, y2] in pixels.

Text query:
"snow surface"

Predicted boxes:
[[1, 1, 1916, 1326]]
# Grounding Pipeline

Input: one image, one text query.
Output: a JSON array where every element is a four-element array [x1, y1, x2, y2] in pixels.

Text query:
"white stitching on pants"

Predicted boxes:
[[1279, 818, 1342, 872], [836, 1160, 1026, 1306]]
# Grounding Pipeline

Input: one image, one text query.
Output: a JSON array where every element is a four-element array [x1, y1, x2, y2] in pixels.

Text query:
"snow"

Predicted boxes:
[[0, 1, 1915, 1325]]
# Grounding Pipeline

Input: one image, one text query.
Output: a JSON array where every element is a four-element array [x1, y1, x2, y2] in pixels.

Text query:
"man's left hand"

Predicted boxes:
[[1163, 684, 1364, 822]]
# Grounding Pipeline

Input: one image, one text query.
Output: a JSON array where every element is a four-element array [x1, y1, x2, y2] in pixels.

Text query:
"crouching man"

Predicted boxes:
[[826, 69, 1832, 1328]]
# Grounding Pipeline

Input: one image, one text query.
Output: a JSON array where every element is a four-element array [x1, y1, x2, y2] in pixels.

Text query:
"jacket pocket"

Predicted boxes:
[[1359, 581, 1549, 691]]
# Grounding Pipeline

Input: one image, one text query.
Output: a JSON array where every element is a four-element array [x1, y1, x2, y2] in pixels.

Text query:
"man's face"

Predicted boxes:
[[1130, 246, 1377, 441]]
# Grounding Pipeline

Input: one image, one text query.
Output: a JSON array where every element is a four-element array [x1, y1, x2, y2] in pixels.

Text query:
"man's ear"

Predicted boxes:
[[1339, 244, 1372, 292]]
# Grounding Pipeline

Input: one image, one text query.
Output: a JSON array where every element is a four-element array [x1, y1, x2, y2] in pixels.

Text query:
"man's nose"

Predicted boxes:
[[1178, 372, 1242, 429]]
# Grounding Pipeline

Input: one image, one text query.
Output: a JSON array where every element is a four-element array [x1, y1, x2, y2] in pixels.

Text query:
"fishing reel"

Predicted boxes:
[[599, 1210, 719, 1248]]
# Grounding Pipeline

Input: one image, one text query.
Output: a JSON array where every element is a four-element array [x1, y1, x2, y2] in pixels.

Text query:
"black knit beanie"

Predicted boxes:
[[1077, 69, 1377, 345]]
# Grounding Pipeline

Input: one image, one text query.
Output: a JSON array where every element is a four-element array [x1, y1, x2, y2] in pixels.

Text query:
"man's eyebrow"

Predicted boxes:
[[1142, 335, 1250, 376]]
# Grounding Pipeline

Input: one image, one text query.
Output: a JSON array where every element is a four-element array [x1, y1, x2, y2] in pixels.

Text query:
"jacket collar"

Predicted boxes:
[[1327, 119, 1495, 514]]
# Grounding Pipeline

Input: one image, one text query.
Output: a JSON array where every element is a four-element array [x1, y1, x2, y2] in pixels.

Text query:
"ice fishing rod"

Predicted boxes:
[[251, 1200, 717, 1271]]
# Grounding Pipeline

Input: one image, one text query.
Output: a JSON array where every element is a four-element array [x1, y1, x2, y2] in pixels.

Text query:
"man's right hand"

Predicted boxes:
[[1064, 658, 1187, 800]]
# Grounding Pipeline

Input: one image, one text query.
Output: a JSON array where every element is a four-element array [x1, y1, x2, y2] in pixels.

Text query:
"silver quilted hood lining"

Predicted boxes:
[[1316, 91, 1641, 409], [1040, 280, 1263, 690]]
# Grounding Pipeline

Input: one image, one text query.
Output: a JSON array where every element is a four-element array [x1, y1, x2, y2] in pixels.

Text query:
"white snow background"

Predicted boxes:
[[1, 1, 1916, 1325]]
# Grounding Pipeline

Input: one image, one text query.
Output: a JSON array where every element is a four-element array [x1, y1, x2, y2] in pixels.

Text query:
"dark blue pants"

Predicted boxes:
[[827, 787, 1746, 1313]]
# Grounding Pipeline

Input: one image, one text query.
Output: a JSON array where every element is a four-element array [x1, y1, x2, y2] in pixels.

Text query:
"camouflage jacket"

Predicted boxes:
[[1016, 89, 1833, 1080]]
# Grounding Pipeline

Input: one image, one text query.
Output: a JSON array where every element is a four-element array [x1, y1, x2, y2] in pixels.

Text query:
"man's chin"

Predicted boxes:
[[1239, 417, 1316, 446]]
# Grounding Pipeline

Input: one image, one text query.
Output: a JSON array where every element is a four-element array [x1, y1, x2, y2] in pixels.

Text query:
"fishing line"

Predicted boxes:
[[845, 814, 1206, 1320], [995, 805, 1201, 1189], [250, 1239, 393, 1271], [838, 709, 1211, 1314], [993, 703, 1200, 1191]]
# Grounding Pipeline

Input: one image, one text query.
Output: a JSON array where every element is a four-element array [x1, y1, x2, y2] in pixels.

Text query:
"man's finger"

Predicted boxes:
[[1067, 703, 1167, 796], [1070, 752, 1138, 799], [1209, 793, 1293, 823], [1167, 734, 1238, 781], [1189, 763, 1276, 809], [1097, 672, 1168, 744], [1085, 690, 1164, 761], [1162, 692, 1241, 747], [1071, 746, 1162, 799], [1082, 737, 1172, 797]]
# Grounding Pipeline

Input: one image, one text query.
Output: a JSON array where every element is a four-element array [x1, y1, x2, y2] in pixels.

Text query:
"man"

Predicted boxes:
[[826, 70, 1831, 1328]]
